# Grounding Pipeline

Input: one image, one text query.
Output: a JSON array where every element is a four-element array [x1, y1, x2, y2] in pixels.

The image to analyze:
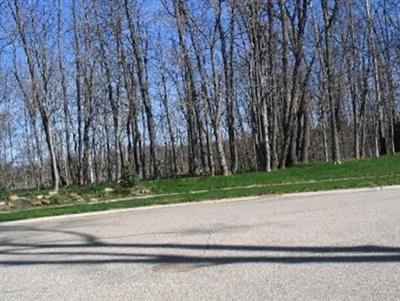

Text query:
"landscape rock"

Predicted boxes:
[[30, 200, 42, 206], [48, 191, 57, 196], [90, 198, 100, 203], [9, 194, 19, 202], [36, 195, 44, 200], [0, 201, 6, 211], [104, 188, 114, 193], [70, 193, 81, 199], [131, 188, 151, 196], [139, 188, 151, 195], [41, 199, 51, 205]]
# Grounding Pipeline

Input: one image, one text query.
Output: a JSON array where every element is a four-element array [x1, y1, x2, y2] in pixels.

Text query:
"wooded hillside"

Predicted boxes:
[[0, 0, 399, 190]]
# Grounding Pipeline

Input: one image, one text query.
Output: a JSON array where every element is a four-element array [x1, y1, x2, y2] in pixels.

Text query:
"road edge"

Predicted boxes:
[[2, 184, 399, 225]]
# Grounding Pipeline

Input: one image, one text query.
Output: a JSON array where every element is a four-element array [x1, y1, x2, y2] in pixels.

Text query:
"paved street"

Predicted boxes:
[[1, 187, 400, 300]]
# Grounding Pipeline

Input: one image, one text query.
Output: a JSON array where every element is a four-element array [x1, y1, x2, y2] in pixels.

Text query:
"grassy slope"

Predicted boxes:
[[1, 154, 399, 222], [144, 154, 400, 193]]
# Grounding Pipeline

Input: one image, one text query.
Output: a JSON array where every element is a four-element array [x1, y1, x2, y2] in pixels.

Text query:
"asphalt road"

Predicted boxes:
[[1, 186, 400, 300]]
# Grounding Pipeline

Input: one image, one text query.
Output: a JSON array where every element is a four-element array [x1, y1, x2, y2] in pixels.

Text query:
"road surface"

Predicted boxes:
[[1, 186, 400, 300]]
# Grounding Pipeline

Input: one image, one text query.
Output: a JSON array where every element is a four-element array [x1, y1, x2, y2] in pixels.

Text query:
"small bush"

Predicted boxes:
[[395, 122, 400, 152], [0, 185, 9, 200], [120, 166, 138, 188], [0, 168, 9, 200], [93, 189, 107, 198], [49, 196, 60, 205]]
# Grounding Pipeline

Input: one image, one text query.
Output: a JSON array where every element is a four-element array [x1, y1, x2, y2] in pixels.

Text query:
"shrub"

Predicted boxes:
[[395, 122, 400, 152], [93, 189, 107, 198], [120, 166, 138, 188], [0, 185, 9, 200], [49, 195, 60, 205], [0, 168, 8, 200]]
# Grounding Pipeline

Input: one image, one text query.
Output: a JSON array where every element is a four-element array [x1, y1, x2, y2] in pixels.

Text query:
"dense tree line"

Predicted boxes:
[[0, 0, 399, 190]]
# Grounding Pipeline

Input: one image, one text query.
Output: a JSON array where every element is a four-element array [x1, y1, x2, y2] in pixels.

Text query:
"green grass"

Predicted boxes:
[[143, 154, 400, 194], [1, 154, 399, 222]]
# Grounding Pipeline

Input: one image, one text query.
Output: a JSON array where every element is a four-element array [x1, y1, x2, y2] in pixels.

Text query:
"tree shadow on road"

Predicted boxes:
[[1, 225, 400, 268]]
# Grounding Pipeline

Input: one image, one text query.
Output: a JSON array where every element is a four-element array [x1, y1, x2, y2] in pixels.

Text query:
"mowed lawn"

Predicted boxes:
[[144, 154, 400, 194], [1, 154, 399, 222]]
